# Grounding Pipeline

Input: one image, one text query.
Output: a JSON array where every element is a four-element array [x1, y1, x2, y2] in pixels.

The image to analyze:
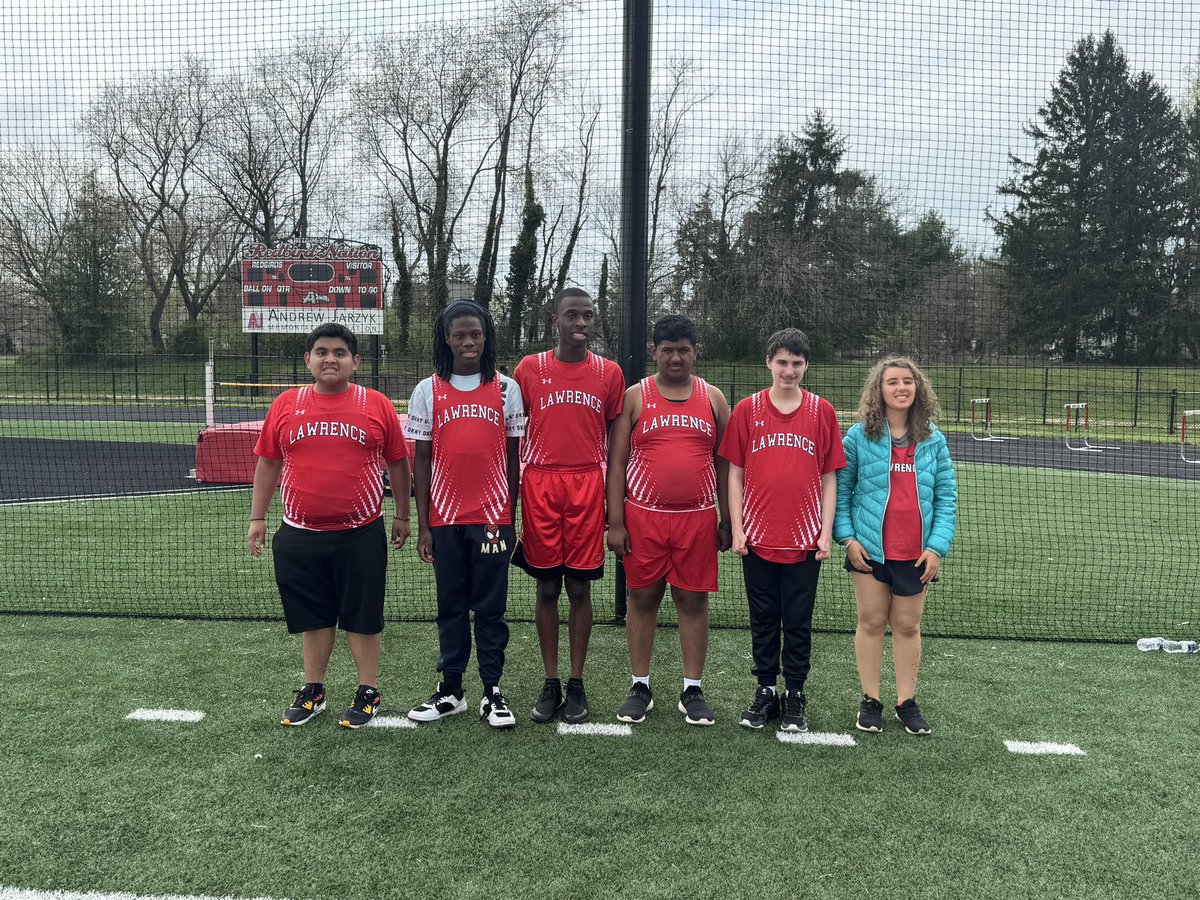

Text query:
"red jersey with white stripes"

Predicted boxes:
[[254, 384, 408, 531], [514, 350, 624, 470], [429, 375, 511, 527], [719, 388, 845, 563], [882, 442, 923, 559], [627, 375, 717, 511]]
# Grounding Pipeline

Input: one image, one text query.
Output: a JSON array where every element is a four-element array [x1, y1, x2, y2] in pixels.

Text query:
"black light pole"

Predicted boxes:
[[615, 0, 652, 625]]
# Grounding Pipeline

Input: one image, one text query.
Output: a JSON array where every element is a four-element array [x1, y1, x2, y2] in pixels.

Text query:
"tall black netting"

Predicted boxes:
[[1, 1, 1198, 641]]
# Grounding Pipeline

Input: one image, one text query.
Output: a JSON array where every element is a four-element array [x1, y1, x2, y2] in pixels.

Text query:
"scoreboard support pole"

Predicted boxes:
[[250, 334, 260, 399]]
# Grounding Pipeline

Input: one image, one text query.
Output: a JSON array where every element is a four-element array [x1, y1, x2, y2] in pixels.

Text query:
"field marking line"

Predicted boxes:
[[0, 889, 281, 900], [1004, 739, 1086, 756], [125, 709, 206, 723], [1, 486, 246, 507], [557, 722, 632, 737], [367, 716, 416, 729], [776, 731, 857, 747]]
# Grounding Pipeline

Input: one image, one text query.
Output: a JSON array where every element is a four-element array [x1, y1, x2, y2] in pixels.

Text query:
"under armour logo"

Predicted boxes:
[[754, 420, 766, 428]]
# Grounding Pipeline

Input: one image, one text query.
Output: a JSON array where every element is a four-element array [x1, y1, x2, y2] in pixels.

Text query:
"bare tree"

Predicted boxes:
[[83, 57, 246, 350], [0, 147, 80, 307], [358, 21, 499, 311], [647, 58, 707, 307], [473, 0, 570, 310]]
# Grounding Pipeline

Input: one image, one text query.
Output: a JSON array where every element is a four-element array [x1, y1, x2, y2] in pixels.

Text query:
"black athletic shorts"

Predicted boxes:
[[273, 518, 387, 634], [843, 556, 933, 597]]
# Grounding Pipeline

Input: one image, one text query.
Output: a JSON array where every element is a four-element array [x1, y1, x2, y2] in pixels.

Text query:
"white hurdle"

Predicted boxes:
[[1182, 409, 1200, 464], [1063, 402, 1119, 453], [970, 398, 1018, 442]]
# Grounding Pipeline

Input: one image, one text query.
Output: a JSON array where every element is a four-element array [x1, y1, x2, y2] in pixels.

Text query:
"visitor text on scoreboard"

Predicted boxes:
[[240, 242, 385, 335]]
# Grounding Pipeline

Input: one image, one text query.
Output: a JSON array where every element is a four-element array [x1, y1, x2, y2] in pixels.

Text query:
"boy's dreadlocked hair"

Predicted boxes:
[[433, 299, 497, 382]]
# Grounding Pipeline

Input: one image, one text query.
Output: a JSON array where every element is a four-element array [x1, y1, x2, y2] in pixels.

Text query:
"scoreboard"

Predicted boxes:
[[240, 242, 385, 335]]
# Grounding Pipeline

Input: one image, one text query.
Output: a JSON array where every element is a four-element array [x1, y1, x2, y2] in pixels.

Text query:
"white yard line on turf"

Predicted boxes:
[[776, 731, 856, 747], [0, 889, 281, 900], [367, 716, 416, 729], [557, 722, 632, 737], [125, 709, 206, 723], [1005, 740, 1086, 756]]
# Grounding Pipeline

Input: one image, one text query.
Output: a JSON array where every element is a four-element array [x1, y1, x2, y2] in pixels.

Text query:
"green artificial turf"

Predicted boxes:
[[0, 616, 1196, 900], [0, 419, 203, 444]]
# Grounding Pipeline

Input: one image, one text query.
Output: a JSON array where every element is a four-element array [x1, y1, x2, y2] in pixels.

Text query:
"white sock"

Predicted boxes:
[[763, 685, 777, 695], [632, 675, 650, 688], [683, 678, 702, 691]]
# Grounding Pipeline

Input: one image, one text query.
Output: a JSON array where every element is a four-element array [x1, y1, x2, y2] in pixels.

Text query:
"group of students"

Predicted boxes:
[[247, 289, 957, 737]]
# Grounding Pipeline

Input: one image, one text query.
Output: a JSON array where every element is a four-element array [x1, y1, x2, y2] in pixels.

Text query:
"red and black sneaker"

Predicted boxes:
[[281, 683, 326, 727]]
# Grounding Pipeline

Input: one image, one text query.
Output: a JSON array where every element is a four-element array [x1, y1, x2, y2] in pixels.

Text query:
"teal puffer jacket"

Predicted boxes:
[[833, 422, 957, 561]]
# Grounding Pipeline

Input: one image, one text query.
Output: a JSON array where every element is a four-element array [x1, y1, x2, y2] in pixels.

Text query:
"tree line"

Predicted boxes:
[[0, 20, 1197, 365]]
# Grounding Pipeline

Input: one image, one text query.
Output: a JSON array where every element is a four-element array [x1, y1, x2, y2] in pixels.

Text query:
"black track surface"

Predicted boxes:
[[3, 400, 1198, 503]]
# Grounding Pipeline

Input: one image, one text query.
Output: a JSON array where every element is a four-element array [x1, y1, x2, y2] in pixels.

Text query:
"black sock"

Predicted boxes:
[[441, 675, 463, 694], [567, 677, 583, 688], [306, 682, 325, 695], [545, 677, 562, 687]]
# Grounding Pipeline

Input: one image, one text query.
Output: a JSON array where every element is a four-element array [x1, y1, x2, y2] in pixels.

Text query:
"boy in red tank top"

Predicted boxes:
[[247, 324, 411, 730], [607, 315, 731, 726], [404, 301, 526, 729], [512, 288, 624, 725], [718, 328, 845, 733]]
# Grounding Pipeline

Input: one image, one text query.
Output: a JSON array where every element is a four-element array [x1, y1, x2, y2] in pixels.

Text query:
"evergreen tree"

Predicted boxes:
[[44, 173, 137, 361], [995, 31, 1186, 361], [504, 166, 544, 352]]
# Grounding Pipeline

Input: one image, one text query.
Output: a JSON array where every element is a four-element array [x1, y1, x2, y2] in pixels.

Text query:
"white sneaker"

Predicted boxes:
[[407, 685, 467, 722], [480, 687, 517, 728]]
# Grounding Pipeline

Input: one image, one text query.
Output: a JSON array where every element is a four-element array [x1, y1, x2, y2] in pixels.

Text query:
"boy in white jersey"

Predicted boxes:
[[248, 323, 411, 729], [607, 315, 731, 726], [405, 301, 526, 729], [718, 328, 845, 733]]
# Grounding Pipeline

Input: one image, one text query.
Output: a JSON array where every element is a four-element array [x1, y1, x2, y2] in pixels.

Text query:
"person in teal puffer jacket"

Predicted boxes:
[[834, 356, 956, 736]]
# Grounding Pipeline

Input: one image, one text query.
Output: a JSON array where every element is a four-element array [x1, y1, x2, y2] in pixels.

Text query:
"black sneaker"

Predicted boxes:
[[563, 679, 590, 724], [677, 686, 715, 726], [339, 684, 381, 729], [895, 698, 932, 735], [281, 683, 326, 727], [480, 686, 517, 728], [738, 686, 781, 729], [616, 683, 654, 723], [530, 679, 564, 723], [780, 689, 808, 733], [408, 684, 467, 722], [856, 694, 884, 733]]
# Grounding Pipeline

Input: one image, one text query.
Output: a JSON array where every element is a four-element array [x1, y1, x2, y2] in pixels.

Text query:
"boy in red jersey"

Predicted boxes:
[[512, 287, 624, 724], [718, 328, 845, 733], [247, 323, 411, 730], [405, 301, 526, 729], [607, 315, 731, 726]]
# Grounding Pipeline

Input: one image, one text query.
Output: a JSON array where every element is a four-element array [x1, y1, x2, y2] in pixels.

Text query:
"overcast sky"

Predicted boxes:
[[1, 0, 1196, 259]]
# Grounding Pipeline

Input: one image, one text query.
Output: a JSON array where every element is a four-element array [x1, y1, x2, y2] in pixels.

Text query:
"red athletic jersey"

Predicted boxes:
[[254, 384, 408, 531], [429, 375, 511, 527], [514, 350, 624, 470], [882, 442, 923, 560], [719, 389, 846, 563], [627, 376, 717, 511]]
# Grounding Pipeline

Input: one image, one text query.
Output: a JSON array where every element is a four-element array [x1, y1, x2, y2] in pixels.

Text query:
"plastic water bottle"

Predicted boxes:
[[1137, 637, 1165, 651], [1162, 639, 1199, 654]]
